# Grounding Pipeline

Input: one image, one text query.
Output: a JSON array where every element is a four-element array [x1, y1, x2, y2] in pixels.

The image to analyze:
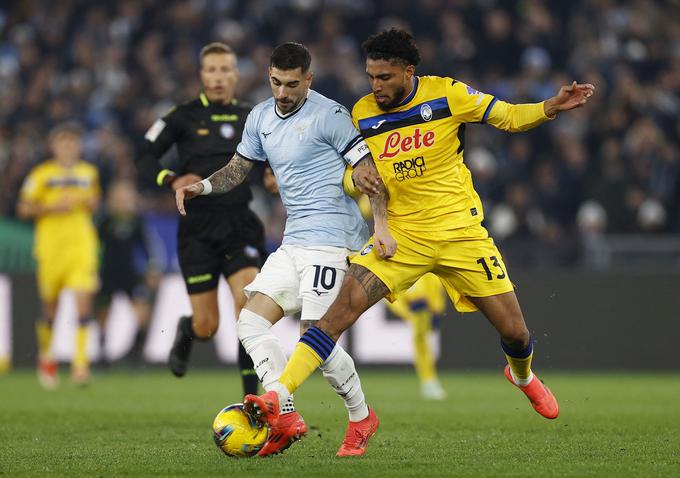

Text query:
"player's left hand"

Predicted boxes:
[[374, 227, 397, 259], [544, 81, 595, 116], [352, 165, 382, 196], [175, 182, 205, 216]]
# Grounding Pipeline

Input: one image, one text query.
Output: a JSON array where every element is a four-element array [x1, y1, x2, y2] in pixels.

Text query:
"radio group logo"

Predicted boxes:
[[393, 156, 426, 181]]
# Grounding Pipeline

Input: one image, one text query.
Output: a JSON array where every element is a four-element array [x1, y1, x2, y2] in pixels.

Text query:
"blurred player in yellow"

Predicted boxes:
[[246, 28, 596, 435], [386, 273, 447, 400], [18, 122, 100, 388], [348, 180, 447, 400]]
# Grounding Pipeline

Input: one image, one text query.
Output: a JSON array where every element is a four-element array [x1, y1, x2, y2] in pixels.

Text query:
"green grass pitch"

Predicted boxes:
[[1, 369, 678, 477]]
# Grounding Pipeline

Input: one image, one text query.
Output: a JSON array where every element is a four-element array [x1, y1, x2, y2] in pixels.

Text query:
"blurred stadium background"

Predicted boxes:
[[0, 0, 679, 372]]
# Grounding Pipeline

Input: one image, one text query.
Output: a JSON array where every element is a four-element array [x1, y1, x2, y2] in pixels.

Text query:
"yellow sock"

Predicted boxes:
[[504, 351, 533, 382], [73, 325, 89, 369], [412, 311, 437, 383], [36, 321, 54, 359], [279, 342, 324, 395]]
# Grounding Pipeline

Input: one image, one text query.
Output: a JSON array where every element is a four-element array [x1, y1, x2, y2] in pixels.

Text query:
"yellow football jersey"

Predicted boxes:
[[20, 159, 100, 258], [352, 76, 550, 238]]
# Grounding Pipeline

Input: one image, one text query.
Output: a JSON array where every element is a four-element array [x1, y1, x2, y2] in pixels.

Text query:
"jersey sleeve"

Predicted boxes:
[[323, 104, 369, 167], [89, 166, 101, 203], [236, 109, 266, 162], [144, 107, 183, 156], [137, 107, 183, 184], [19, 167, 44, 204], [484, 99, 552, 132], [445, 79, 497, 124]]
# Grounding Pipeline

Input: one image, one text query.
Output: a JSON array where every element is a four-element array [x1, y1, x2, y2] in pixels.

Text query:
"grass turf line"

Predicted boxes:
[[0, 370, 679, 477]]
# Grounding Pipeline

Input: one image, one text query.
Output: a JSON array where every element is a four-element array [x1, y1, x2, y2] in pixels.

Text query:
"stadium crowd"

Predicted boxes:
[[1, 0, 678, 267]]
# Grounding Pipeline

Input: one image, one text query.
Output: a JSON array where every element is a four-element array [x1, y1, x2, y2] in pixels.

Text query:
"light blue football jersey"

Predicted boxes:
[[237, 90, 369, 250]]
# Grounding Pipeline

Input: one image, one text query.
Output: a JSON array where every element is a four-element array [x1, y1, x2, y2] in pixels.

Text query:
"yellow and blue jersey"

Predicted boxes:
[[20, 159, 100, 259], [352, 76, 550, 238]]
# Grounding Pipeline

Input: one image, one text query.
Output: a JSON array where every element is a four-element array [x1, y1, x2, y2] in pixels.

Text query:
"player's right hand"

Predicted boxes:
[[374, 227, 397, 259], [171, 173, 202, 191], [175, 182, 204, 216]]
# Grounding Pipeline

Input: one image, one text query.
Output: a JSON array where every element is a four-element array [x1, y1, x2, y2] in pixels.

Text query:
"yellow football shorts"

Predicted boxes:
[[36, 246, 98, 302], [351, 223, 513, 312]]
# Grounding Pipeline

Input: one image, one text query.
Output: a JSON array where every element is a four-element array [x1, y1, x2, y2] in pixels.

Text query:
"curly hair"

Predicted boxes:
[[362, 28, 420, 66]]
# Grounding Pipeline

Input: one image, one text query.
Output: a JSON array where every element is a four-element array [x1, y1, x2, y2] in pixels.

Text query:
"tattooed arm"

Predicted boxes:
[[175, 153, 253, 215], [353, 154, 397, 258]]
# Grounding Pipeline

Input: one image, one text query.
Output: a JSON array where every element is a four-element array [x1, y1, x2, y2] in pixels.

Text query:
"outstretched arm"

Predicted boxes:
[[543, 81, 595, 117], [175, 153, 253, 215], [352, 154, 397, 259], [486, 81, 595, 132]]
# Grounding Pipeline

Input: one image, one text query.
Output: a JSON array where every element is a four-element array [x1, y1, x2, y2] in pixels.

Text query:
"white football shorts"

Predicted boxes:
[[243, 245, 351, 320]]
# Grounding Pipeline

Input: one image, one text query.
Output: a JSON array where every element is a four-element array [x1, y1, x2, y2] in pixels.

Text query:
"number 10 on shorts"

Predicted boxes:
[[312, 265, 337, 290]]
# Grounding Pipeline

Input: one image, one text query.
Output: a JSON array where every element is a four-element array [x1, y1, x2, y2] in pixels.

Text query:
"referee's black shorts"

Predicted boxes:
[[177, 206, 266, 294]]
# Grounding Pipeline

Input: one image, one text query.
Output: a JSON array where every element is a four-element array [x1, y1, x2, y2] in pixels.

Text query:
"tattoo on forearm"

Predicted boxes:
[[300, 320, 315, 334], [364, 156, 389, 224], [347, 264, 389, 306], [208, 154, 253, 194]]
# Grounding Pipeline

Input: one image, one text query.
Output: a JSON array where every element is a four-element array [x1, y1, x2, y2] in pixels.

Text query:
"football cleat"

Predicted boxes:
[[243, 390, 280, 427], [256, 411, 307, 457], [168, 316, 193, 377], [37, 358, 58, 390], [504, 365, 559, 419], [421, 379, 447, 401], [336, 406, 379, 457]]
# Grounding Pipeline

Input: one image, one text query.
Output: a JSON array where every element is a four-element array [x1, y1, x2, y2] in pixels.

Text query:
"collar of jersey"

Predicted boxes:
[[199, 92, 238, 108], [274, 90, 310, 120], [395, 76, 419, 108]]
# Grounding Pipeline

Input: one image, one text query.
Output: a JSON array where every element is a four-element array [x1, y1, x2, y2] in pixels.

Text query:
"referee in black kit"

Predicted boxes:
[[137, 42, 268, 395]]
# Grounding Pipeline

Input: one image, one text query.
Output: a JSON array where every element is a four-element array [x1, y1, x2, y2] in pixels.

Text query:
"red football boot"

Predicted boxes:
[[243, 390, 280, 427], [37, 358, 58, 390], [504, 365, 559, 419], [257, 411, 307, 457], [336, 407, 380, 457]]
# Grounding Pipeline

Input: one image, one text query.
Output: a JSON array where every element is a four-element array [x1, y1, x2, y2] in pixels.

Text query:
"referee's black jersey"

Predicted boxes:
[[137, 93, 254, 210]]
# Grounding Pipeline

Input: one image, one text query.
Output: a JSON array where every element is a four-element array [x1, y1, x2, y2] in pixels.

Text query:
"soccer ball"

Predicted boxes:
[[212, 403, 268, 457]]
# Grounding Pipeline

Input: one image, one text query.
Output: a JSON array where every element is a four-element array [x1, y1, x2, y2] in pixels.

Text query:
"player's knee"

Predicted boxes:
[[232, 291, 247, 312], [192, 314, 219, 339], [236, 309, 274, 352], [500, 324, 530, 350]]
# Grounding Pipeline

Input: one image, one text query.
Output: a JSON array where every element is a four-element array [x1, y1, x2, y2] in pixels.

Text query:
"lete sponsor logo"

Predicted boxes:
[[379, 128, 435, 159]]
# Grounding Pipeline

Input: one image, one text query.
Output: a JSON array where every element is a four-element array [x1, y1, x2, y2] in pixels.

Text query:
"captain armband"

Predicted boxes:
[[342, 138, 370, 167]]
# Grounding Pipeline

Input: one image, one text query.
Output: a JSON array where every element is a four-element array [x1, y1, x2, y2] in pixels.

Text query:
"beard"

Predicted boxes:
[[376, 86, 407, 111]]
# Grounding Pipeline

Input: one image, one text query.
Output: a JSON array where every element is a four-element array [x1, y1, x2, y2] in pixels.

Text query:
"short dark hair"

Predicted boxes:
[[270, 42, 311, 73], [200, 42, 234, 62], [362, 28, 420, 66]]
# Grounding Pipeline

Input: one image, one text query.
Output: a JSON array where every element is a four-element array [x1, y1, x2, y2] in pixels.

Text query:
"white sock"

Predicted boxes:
[[237, 309, 294, 414], [510, 369, 534, 387], [320, 345, 369, 422]]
